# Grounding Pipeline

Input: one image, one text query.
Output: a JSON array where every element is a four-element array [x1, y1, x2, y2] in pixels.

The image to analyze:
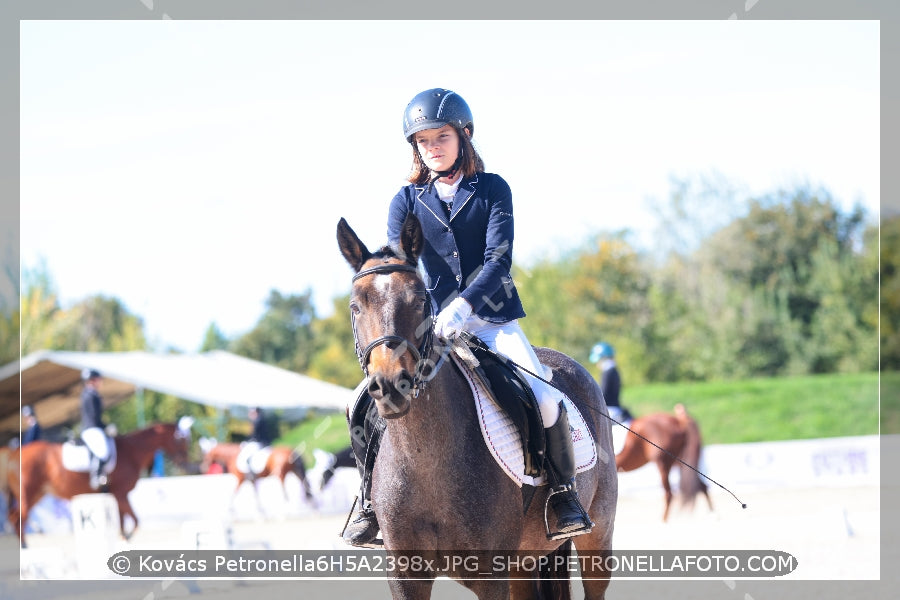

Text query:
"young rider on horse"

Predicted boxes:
[[343, 87, 593, 546], [590, 342, 633, 423], [80, 368, 111, 490], [236, 407, 274, 480]]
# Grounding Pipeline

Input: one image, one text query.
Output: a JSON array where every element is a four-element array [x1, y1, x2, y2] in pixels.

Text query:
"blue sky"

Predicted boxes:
[[19, 20, 880, 352]]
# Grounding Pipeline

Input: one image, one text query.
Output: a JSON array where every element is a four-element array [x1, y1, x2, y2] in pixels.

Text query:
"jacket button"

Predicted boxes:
[[452, 251, 458, 258], [455, 275, 461, 282]]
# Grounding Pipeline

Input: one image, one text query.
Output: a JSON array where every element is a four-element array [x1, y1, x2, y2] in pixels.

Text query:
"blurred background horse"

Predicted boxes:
[[614, 403, 713, 521], [199, 438, 315, 514], [8, 419, 193, 547]]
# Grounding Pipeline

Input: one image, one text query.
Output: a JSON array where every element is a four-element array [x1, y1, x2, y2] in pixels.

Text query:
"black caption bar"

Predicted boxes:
[[107, 549, 798, 579]]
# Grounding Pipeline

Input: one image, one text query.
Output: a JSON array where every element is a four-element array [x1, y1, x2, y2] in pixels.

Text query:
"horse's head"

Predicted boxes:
[[160, 417, 194, 467], [337, 214, 432, 419]]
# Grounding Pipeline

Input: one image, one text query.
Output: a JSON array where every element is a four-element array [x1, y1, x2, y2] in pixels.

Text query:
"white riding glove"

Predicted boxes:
[[434, 297, 473, 341]]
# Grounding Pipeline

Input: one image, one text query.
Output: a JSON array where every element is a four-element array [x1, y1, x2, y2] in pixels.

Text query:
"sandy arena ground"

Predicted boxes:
[[0, 478, 891, 600]]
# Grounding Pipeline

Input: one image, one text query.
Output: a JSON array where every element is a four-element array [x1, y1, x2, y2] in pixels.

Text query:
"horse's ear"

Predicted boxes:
[[337, 217, 372, 271], [399, 213, 423, 265]]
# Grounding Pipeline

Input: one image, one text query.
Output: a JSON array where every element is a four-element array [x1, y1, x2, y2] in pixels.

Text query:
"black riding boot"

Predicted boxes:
[[90, 456, 108, 491], [545, 402, 593, 538], [342, 395, 383, 547]]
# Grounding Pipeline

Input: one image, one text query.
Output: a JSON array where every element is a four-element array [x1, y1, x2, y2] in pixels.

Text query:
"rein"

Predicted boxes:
[[458, 331, 747, 511], [351, 262, 440, 398]]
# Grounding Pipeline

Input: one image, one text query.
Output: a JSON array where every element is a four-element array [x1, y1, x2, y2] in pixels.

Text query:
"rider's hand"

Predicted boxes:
[[434, 297, 473, 340]]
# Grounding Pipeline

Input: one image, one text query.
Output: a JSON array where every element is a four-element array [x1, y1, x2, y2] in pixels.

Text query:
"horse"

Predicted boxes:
[[317, 445, 356, 491], [7, 420, 193, 547], [614, 403, 713, 522], [337, 215, 618, 600], [198, 440, 315, 511], [0, 446, 13, 533]]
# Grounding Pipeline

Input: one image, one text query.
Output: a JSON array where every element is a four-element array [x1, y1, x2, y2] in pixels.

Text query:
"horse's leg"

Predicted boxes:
[[117, 496, 139, 540], [387, 575, 436, 600], [702, 482, 714, 512], [657, 459, 674, 522], [507, 578, 531, 600], [293, 461, 316, 506], [18, 474, 44, 549], [252, 480, 266, 520], [464, 578, 510, 600], [280, 473, 290, 502], [7, 492, 21, 545], [573, 515, 614, 600]]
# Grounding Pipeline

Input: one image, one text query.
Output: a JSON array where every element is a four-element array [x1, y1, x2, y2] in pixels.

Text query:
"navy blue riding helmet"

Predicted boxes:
[[402, 88, 474, 142]]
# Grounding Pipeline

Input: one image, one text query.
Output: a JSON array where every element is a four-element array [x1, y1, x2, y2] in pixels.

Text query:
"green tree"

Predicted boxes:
[[517, 232, 652, 382], [230, 289, 317, 373], [880, 216, 900, 369], [200, 322, 230, 352], [306, 294, 362, 388], [51, 295, 147, 352]]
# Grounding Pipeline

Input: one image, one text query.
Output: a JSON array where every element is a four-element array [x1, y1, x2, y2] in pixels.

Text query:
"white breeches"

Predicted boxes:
[[81, 427, 111, 460], [237, 441, 262, 473], [466, 318, 563, 427]]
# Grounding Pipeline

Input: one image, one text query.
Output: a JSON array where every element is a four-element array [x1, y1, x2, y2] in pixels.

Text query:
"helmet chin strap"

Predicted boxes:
[[432, 153, 463, 180]]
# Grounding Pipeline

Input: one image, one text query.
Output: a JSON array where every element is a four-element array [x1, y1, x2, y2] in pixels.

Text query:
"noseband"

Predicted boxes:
[[350, 262, 437, 397]]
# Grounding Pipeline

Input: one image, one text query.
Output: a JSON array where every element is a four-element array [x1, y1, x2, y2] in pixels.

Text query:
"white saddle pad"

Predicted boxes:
[[236, 445, 272, 475], [61, 440, 117, 474], [611, 420, 633, 455], [454, 354, 597, 487]]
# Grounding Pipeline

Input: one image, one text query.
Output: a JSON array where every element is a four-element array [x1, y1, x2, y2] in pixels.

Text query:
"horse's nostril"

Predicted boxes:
[[395, 371, 414, 395]]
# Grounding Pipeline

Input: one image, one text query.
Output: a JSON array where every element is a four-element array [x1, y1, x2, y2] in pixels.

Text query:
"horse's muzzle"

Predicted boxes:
[[368, 372, 413, 419]]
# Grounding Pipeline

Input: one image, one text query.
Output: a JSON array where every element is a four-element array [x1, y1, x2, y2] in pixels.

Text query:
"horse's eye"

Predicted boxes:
[[350, 302, 361, 316]]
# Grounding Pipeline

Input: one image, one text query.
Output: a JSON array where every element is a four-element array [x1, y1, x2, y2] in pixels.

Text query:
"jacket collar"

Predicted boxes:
[[414, 173, 479, 226]]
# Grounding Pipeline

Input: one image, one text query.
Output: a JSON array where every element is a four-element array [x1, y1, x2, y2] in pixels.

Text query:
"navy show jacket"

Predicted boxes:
[[387, 172, 526, 323], [80, 386, 104, 430]]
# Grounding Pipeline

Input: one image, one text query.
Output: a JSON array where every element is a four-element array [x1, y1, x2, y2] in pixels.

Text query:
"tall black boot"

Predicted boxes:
[[544, 402, 593, 539], [89, 456, 108, 491], [341, 395, 383, 547]]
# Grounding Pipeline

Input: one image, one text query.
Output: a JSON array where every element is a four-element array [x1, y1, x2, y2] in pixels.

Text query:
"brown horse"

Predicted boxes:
[[615, 403, 713, 521], [338, 215, 618, 600], [199, 441, 315, 509], [7, 421, 192, 547], [0, 446, 13, 532]]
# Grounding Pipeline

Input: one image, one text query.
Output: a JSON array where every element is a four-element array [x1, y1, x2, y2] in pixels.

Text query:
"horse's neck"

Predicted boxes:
[[120, 428, 166, 467], [385, 369, 472, 464]]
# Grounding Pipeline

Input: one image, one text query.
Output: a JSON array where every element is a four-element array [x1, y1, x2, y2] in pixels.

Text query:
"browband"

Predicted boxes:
[[352, 263, 419, 282]]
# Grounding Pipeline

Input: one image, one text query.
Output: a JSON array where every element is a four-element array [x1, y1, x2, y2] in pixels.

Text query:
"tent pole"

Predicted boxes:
[[136, 387, 146, 428], [217, 407, 226, 441]]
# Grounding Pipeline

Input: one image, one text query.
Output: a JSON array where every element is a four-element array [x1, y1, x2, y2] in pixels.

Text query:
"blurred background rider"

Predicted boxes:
[[80, 368, 112, 489], [21, 405, 42, 445], [590, 342, 633, 423]]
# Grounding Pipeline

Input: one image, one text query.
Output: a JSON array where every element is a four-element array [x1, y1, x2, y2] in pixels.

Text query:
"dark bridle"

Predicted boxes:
[[350, 262, 441, 398]]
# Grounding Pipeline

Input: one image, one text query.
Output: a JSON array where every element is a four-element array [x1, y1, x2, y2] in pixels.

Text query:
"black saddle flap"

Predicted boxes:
[[464, 339, 546, 478]]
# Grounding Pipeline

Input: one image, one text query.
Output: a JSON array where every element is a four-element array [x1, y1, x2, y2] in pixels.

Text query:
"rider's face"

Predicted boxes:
[[414, 125, 460, 173]]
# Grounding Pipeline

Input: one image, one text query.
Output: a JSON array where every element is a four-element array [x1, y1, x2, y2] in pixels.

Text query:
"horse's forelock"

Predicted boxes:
[[371, 244, 415, 266]]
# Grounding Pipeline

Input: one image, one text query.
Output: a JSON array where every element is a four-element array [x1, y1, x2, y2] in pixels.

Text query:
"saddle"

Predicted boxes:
[[348, 336, 548, 489], [61, 438, 117, 474], [462, 338, 546, 477]]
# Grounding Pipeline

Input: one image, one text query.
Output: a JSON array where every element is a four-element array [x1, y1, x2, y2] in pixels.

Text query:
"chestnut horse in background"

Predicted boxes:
[[199, 441, 315, 509], [7, 421, 192, 547], [615, 403, 713, 521], [0, 446, 13, 533]]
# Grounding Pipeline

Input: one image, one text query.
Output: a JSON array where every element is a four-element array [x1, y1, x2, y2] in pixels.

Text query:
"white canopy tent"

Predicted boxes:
[[0, 350, 355, 444]]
